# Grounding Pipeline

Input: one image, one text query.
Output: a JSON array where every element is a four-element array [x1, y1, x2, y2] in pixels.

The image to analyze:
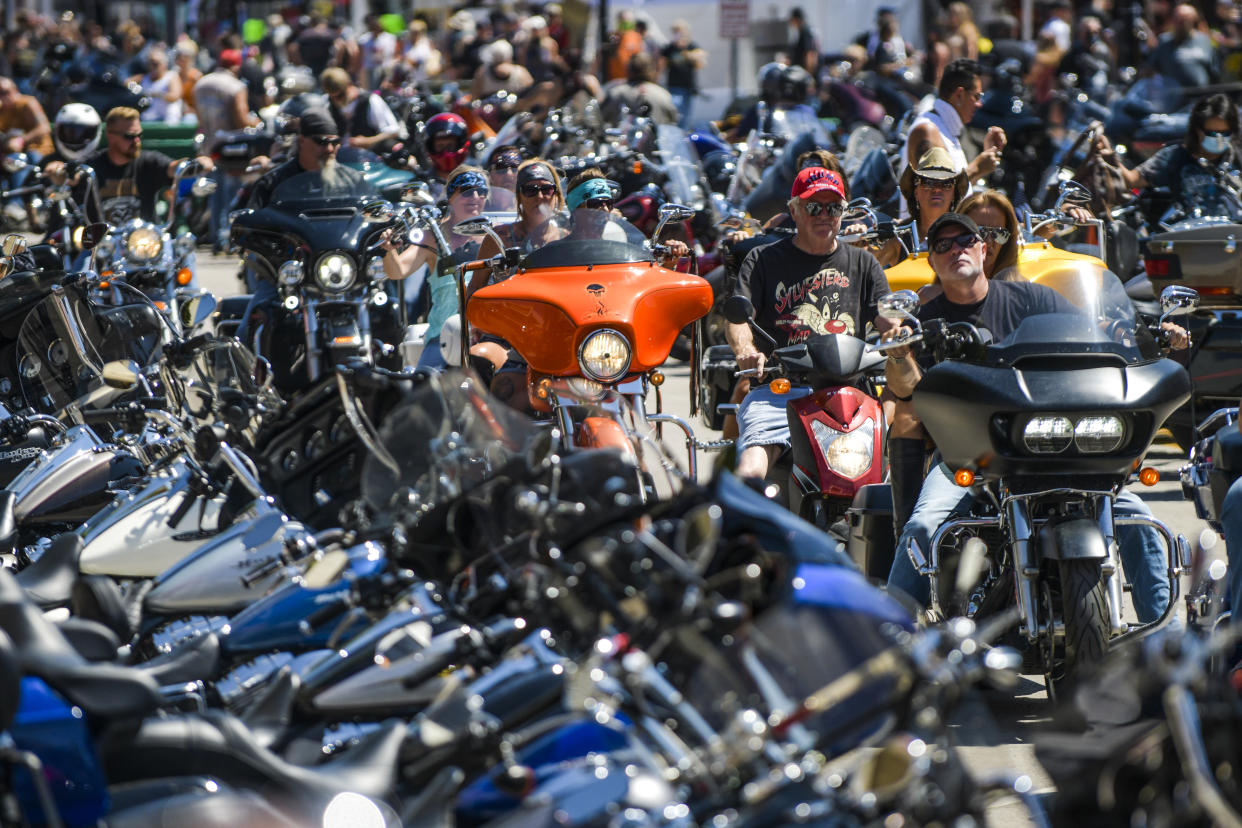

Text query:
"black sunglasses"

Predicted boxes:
[[977, 225, 1012, 244], [309, 135, 342, 147], [916, 175, 955, 190], [490, 160, 520, 172], [521, 182, 557, 197], [802, 200, 845, 217], [112, 131, 143, 141], [930, 232, 981, 254], [584, 197, 614, 210]]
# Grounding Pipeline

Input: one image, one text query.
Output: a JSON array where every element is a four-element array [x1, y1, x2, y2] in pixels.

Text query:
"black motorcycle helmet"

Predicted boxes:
[[757, 62, 784, 103], [778, 65, 812, 104], [701, 150, 737, 194]]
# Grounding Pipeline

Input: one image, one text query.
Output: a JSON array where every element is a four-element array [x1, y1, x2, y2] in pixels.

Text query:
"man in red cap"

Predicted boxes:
[[194, 48, 259, 250], [726, 166, 893, 480]]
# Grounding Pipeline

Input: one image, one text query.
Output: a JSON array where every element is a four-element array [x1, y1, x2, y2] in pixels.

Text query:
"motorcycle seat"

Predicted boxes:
[[0, 567, 163, 718], [14, 531, 82, 609], [137, 631, 223, 687], [105, 710, 407, 804], [239, 665, 301, 750]]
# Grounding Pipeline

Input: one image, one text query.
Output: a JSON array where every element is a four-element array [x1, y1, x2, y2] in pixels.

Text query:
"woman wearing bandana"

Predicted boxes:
[[563, 168, 691, 260], [382, 165, 489, 371]]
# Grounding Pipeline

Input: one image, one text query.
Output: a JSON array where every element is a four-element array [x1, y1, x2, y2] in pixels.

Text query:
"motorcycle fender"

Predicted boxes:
[[574, 416, 635, 457], [1038, 518, 1108, 560]]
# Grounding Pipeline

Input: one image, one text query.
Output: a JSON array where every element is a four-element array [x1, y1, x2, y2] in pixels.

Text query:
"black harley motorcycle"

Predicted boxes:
[[858, 274, 1197, 694], [229, 171, 405, 396]]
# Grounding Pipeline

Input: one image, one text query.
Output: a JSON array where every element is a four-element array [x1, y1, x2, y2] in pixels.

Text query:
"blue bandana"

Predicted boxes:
[[566, 178, 618, 210], [446, 171, 489, 198]]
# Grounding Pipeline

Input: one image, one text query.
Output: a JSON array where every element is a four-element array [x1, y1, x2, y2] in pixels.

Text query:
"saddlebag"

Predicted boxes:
[[1147, 222, 1242, 306], [846, 484, 895, 582]]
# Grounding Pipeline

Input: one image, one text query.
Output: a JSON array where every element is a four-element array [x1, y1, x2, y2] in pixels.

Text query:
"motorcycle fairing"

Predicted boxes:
[[788, 387, 885, 496]]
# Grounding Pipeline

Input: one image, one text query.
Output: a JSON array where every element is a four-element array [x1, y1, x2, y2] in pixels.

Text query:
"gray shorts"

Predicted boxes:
[[736, 384, 813, 454]]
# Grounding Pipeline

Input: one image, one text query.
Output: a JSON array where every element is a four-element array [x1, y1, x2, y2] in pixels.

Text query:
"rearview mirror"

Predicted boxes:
[[653, 202, 695, 241], [452, 217, 494, 237], [1160, 284, 1199, 318], [180, 293, 218, 329], [1054, 179, 1093, 210], [0, 258, 11, 281], [362, 200, 396, 222], [878, 289, 921, 322], [1, 235, 26, 257], [80, 222, 109, 250], [400, 181, 433, 205], [101, 360, 141, 390]]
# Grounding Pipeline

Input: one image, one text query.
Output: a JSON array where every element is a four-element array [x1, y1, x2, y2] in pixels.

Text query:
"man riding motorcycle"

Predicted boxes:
[[236, 108, 362, 345], [882, 212, 1175, 621], [728, 166, 893, 481]]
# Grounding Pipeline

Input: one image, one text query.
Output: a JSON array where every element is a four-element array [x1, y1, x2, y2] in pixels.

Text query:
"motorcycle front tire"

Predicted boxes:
[[1058, 558, 1109, 688]]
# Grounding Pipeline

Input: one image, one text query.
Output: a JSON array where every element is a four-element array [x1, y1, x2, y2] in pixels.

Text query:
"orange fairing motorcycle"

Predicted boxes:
[[458, 205, 717, 476]]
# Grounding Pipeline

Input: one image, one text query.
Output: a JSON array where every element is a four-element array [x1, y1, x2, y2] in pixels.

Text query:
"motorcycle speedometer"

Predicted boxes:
[[18, 354, 40, 380], [315, 252, 357, 293], [125, 226, 164, 263], [578, 329, 632, 383]]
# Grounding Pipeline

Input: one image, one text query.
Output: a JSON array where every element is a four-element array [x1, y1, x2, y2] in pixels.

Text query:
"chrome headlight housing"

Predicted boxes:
[[365, 255, 386, 282], [1023, 416, 1074, 454], [315, 251, 356, 292], [578, 329, 632, 383], [1073, 415, 1126, 454], [278, 260, 305, 287], [811, 418, 875, 479], [124, 224, 164, 263]]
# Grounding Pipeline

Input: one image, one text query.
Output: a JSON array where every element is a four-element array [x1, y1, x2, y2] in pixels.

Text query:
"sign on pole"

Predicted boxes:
[[719, 0, 750, 39]]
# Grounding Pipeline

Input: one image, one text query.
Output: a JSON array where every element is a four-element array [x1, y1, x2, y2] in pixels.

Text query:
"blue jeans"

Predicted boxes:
[[416, 333, 446, 371], [736, 384, 813, 454], [888, 464, 1170, 622], [236, 277, 280, 349], [1222, 475, 1242, 621], [211, 170, 243, 250], [669, 87, 695, 127]]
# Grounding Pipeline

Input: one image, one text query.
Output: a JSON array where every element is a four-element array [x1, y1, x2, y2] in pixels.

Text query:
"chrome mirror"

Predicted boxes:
[[452, 217, 494, 237], [181, 293, 218, 329], [102, 360, 141, 390], [878, 289, 921, 324], [0, 258, 11, 281], [1159, 285, 1199, 318], [1054, 179, 1093, 210], [400, 181, 433, 205], [1, 235, 27, 257], [362, 200, 397, 223], [652, 202, 695, 241]]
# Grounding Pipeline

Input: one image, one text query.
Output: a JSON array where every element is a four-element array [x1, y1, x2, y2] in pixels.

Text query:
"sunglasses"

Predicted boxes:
[[930, 232, 981, 254], [453, 186, 489, 199], [916, 176, 956, 190], [802, 200, 845, 217], [977, 225, 1012, 244], [1204, 130, 1234, 138], [309, 135, 342, 147], [521, 182, 557, 197], [584, 197, 614, 210], [112, 131, 143, 141], [490, 160, 520, 172]]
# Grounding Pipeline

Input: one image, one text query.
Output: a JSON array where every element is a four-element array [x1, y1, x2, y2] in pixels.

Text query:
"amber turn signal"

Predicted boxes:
[[650, 371, 664, 387], [954, 468, 975, 487], [176, 267, 193, 286], [769, 378, 791, 394], [1138, 467, 1160, 486]]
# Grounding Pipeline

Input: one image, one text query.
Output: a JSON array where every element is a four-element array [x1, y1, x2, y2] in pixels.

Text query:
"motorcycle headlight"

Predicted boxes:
[[578, 329, 632, 383], [173, 231, 196, 259], [125, 225, 164, 263], [278, 260, 304, 287], [811, 418, 875, 479], [1074, 415, 1126, 453], [315, 251, 356, 292], [1023, 416, 1074, 454], [366, 256, 386, 282]]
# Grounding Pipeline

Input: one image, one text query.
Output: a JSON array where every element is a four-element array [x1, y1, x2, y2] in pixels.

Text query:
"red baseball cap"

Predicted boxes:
[[219, 49, 243, 69], [791, 166, 846, 201]]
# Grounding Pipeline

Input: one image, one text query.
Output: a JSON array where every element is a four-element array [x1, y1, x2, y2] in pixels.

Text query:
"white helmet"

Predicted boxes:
[[54, 103, 102, 162]]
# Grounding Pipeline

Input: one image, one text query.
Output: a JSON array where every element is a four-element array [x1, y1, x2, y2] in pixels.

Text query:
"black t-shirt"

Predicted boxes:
[[662, 42, 701, 90], [736, 236, 890, 347], [1137, 143, 1242, 219], [85, 149, 173, 225], [916, 279, 1077, 356]]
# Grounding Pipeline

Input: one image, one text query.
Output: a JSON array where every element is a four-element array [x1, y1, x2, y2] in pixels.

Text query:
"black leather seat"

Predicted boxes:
[[136, 632, 223, 687], [15, 532, 82, 609], [239, 666, 300, 750], [0, 568, 162, 718]]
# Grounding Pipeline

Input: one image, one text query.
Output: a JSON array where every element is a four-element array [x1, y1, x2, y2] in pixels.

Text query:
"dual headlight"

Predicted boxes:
[[1022, 414, 1126, 454], [578, 329, 632, 383], [811, 418, 875, 479]]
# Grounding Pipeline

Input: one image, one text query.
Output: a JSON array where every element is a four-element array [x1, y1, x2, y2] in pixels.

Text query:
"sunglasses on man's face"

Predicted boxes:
[[584, 197, 614, 210], [802, 200, 845, 217], [309, 135, 341, 147], [977, 225, 1012, 244], [521, 183, 557, 197], [112, 131, 143, 141], [930, 232, 981, 254], [490, 160, 520, 172]]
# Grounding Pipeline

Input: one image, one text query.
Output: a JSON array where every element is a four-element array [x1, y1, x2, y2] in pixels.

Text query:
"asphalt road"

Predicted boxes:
[[192, 248, 1212, 826]]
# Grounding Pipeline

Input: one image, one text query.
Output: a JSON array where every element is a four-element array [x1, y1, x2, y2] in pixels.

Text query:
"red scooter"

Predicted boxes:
[[724, 296, 887, 528]]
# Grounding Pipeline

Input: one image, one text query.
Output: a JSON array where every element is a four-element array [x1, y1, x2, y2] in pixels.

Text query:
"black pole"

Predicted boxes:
[[165, 0, 177, 47], [599, 0, 610, 64]]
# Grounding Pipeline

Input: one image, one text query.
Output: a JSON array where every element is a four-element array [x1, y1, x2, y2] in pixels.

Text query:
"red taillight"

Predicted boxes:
[[1200, 286, 1233, 296], [1145, 257, 1171, 278]]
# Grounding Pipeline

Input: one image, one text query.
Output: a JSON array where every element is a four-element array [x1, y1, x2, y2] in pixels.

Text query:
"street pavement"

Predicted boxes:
[[193, 246, 1213, 825]]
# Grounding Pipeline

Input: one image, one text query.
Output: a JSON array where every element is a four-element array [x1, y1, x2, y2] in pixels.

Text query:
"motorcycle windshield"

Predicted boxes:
[[180, 340, 283, 439], [15, 284, 153, 415], [520, 210, 653, 269], [767, 106, 832, 146], [972, 266, 1156, 363], [359, 370, 536, 513], [655, 124, 706, 211], [269, 167, 378, 205]]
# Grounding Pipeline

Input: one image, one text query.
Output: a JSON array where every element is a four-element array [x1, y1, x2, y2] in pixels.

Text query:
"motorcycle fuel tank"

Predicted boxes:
[[8, 425, 142, 526]]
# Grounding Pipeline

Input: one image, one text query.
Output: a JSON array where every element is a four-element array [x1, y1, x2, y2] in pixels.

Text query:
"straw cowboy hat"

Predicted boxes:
[[899, 146, 970, 209]]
